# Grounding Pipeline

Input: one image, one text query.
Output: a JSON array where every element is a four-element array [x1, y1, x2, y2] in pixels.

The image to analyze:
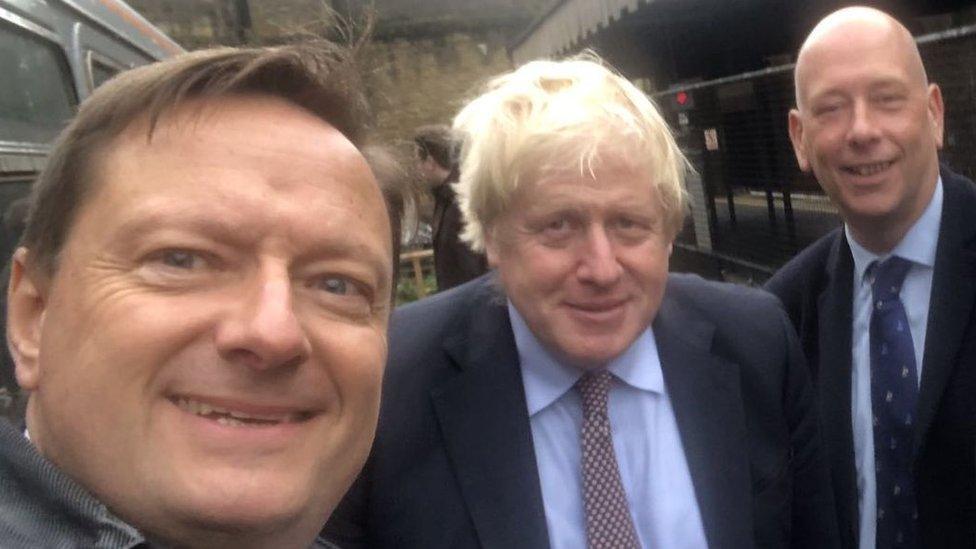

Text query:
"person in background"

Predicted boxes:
[[414, 124, 487, 291], [766, 6, 976, 548], [0, 197, 29, 416], [324, 54, 838, 549], [1, 42, 401, 549]]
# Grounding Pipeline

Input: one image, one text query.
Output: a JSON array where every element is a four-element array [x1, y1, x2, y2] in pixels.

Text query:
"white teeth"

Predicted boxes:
[[174, 397, 296, 425], [848, 162, 891, 176]]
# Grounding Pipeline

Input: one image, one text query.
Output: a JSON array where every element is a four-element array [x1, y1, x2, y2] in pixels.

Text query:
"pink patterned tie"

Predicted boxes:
[[576, 370, 641, 549]]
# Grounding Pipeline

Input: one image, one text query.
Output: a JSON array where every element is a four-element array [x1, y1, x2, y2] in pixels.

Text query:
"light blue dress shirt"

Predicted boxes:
[[509, 303, 708, 549], [846, 178, 942, 549]]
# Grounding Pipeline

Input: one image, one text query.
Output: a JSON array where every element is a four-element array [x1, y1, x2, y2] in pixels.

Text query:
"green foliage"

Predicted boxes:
[[396, 272, 438, 305]]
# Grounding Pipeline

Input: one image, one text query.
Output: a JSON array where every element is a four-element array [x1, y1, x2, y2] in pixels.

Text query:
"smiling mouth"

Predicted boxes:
[[842, 161, 894, 177], [171, 396, 313, 427], [568, 300, 627, 313]]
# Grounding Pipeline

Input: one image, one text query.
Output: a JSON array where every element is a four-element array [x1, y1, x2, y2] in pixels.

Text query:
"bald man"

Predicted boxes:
[[766, 6, 976, 549]]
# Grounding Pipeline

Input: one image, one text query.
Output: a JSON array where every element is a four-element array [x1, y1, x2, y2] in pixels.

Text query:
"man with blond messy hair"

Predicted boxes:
[[767, 6, 976, 548], [325, 55, 838, 549]]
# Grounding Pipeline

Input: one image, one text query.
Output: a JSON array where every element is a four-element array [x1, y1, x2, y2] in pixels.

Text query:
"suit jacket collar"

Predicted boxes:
[[431, 280, 550, 549], [834, 168, 976, 455], [432, 277, 756, 548], [815, 167, 976, 545], [915, 167, 976, 452], [817, 231, 861, 543], [652, 284, 754, 548]]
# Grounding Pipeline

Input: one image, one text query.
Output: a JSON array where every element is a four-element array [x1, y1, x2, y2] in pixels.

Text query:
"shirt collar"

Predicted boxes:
[[509, 301, 664, 417], [846, 176, 943, 284]]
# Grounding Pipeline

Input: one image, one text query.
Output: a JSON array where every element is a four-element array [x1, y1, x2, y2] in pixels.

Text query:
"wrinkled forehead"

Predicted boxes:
[[89, 95, 390, 240], [519, 131, 655, 181], [509, 153, 661, 212]]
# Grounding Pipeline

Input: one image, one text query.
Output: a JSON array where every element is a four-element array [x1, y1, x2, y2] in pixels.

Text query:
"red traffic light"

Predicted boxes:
[[671, 90, 694, 111]]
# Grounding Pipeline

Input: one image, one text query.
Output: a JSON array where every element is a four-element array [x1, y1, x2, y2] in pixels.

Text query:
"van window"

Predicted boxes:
[[87, 51, 122, 90], [90, 58, 119, 88], [0, 22, 78, 145]]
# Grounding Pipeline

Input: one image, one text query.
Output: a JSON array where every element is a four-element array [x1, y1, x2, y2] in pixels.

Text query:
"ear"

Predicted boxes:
[[927, 83, 945, 149], [483, 226, 500, 268], [7, 248, 48, 391], [788, 109, 811, 172]]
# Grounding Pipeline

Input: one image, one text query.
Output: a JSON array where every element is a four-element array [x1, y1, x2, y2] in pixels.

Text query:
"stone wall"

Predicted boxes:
[[125, 0, 549, 144], [127, 0, 242, 48], [363, 30, 512, 145]]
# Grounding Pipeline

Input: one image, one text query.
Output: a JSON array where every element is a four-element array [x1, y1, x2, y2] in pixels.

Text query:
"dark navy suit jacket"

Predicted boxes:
[[325, 273, 839, 548], [766, 167, 976, 548]]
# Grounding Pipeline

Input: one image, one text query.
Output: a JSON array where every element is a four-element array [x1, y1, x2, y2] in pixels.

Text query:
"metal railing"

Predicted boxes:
[[655, 24, 976, 277]]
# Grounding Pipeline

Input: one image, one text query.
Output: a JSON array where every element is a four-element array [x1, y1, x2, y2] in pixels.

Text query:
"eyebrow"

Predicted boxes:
[[111, 204, 392, 279], [812, 74, 910, 96], [112, 204, 256, 247], [867, 80, 909, 93]]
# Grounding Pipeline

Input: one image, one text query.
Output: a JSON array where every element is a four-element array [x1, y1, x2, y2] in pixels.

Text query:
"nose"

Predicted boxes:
[[847, 99, 881, 149], [215, 266, 311, 371], [576, 225, 623, 287]]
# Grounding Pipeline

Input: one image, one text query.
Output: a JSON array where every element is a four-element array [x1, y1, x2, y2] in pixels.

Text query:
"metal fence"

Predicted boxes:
[[655, 24, 976, 279]]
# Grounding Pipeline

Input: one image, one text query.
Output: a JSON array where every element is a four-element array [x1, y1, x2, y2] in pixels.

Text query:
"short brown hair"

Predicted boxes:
[[22, 41, 394, 276], [413, 124, 458, 170]]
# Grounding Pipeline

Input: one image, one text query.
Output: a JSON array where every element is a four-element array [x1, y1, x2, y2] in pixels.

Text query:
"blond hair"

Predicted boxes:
[[452, 52, 688, 251]]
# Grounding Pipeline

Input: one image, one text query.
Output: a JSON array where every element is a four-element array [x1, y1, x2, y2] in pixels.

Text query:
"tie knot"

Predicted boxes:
[[576, 370, 613, 418], [870, 256, 912, 299]]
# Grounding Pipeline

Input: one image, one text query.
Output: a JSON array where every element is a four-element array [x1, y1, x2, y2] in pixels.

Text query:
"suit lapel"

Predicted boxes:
[[914, 171, 976, 453], [653, 292, 754, 548], [430, 287, 550, 549], [816, 232, 860, 544]]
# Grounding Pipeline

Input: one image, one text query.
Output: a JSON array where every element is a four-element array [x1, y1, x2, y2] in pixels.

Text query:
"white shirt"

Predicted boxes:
[[847, 178, 942, 549], [510, 303, 708, 549]]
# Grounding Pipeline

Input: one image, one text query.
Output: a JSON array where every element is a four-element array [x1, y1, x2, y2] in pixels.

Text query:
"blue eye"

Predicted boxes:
[[160, 250, 200, 269], [542, 217, 573, 236], [314, 276, 363, 297]]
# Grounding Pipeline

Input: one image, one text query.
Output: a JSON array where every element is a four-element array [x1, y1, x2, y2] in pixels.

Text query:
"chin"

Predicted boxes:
[[845, 197, 902, 223], [173, 471, 313, 530], [181, 492, 306, 535], [564, 341, 630, 369]]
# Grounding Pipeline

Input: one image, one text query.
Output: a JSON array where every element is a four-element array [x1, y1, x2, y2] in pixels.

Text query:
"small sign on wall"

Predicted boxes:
[[704, 128, 719, 151]]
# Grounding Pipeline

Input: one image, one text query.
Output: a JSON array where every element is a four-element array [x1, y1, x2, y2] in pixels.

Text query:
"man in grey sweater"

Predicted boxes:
[[1, 41, 399, 549]]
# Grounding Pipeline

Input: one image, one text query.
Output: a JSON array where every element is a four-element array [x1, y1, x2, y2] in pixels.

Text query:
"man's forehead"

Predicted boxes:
[[122, 94, 355, 151], [795, 10, 927, 101], [105, 95, 370, 179], [86, 94, 386, 234]]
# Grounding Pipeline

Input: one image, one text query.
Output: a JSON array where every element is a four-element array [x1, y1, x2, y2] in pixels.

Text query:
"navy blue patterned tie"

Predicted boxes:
[[869, 256, 919, 548]]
